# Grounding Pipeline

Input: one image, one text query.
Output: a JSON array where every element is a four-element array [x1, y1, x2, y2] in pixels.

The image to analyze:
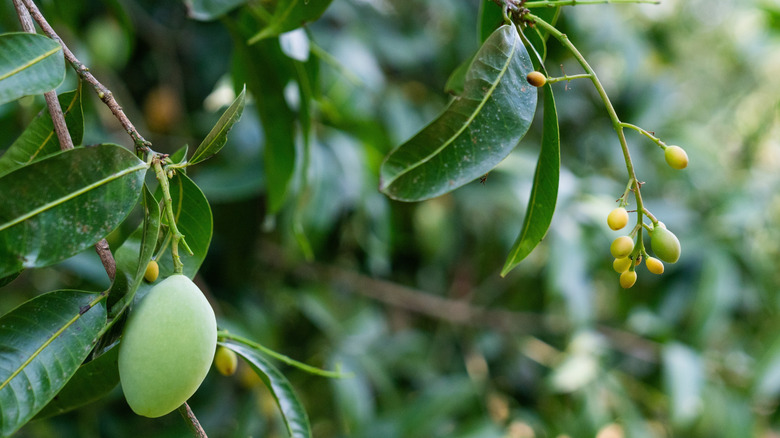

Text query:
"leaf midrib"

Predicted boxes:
[[384, 26, 519, 187], [0, 162, 147, 232], [0, 45, 61, 82]]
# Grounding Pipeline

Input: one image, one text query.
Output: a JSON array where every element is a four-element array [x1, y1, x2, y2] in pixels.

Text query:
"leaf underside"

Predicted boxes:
[[379, 25, 537, 202]]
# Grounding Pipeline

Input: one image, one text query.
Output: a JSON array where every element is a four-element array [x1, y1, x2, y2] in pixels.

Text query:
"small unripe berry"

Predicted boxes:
[[650, 225, 681, 263], [620, 270, 637, 289], [610, 236, 634, 259], [144, 260, 159, 283], [646, 257, 664, 274], [664, 145, 688, 169], [607, 207, 629, 231], [613, 257, 631, 273], [214, 346, 238, 376], [526, 71, 546, 87]]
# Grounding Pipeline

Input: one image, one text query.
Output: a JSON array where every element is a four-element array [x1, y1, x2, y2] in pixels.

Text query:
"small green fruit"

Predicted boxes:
[[607, 207, 629, 231], [650, 225, 681, 263], [526, 71, 546, 87], [144, 260, 159, 283], [214, 346, 238, 377], [664, 145, 688, 169], [118, 275, 217, 418], [613, 257, 631, 273], [610, 236, 634, 259], [646, 256, 664, 274], [620, 270, 637, 289]]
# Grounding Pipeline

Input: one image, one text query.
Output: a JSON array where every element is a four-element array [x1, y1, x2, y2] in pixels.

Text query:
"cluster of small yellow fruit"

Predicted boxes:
[[608, 145, 687, 288]]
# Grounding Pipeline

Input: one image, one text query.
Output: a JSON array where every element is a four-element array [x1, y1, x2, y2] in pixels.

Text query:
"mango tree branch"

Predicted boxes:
[[20, 0, 151, 156], [13, 0, 116, 281], [178, 403, 208, 438]]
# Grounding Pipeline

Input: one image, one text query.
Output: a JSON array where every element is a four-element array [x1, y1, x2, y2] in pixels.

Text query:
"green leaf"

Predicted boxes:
[[34, 345, 119, 419], [0, 144, 147, 278], [0, 33, 65, 106], [247, 0, 333, 44], [155, 172, 213, 279], [188, 85, 246, 166], [443, 54, 474, 96], [524, 3, 561, 62], [379, 25, 537, 202], [0, 290, 107, 436], [478, 0, 505, 44], [183, 0, 246, 21], [111, 184, 162, 319], [501, 81, 559, 276], [0, 83, 84, 178], [170, 144, 189, 165], [220, 340, 312, 438]]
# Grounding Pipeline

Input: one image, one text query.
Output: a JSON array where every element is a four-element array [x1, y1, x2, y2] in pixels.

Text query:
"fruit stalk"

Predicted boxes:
[[153, 158, 188, 275]]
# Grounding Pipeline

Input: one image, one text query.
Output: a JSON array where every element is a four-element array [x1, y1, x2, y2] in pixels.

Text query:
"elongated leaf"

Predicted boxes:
[[34, 345, 119, 419], [155, 172, 212, 279], [0, 144, 147, 278], [501, 82, 559, 276], [247, 0, 333, 44], [111, 184, 162, 318], [0, 84, 84, 178], [189, 86, 246, 166], [220, 340, 312, 438], [380, 25, 537, 201], [0, 33, 65, 105], [0, 290, 107, 436], [478, 0, 505, 44], [444, 54, 474, 96], [184, 0, 246, 20], [524, 3, 561, 62]]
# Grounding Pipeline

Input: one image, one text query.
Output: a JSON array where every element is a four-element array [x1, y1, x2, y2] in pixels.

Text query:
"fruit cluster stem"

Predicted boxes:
[[153, 158, 187, 275]]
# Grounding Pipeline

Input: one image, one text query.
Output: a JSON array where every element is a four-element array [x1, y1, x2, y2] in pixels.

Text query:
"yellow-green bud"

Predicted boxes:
[[646, 256, 664, 274], [650, 225, 681, 263], [613, 257, 631, 273], [144, 260, 159, 283], [620, 270, 637, 289], [610, 236, 634, 259], [607, 207, 629, 231], [214, 346, 238, 376], [664, 145, 689, 170], [526, 71, 546, 88]]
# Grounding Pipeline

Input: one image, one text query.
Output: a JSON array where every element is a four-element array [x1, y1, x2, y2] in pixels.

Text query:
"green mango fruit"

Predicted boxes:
[[118, 274, 217, 417], [650, 225, 681, 264]]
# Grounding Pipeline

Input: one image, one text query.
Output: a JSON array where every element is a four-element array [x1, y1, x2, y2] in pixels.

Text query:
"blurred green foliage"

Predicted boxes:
[[2, 0, 780, 437]]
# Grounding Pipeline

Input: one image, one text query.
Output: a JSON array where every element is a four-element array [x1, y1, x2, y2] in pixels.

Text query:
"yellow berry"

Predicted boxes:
[[526, 71, 546, 87], [607, 207, 629, 231], [144, 260, 159, 283], [214, 346, 238, 377], [610, 236, 634, 259], [613, 257, 631, 273], [620, 270, 637, 289], [650, 225, 681, 263], [664, 145, 689, 170], [646, 257, 664, 274], [118, 275, 217, 418]]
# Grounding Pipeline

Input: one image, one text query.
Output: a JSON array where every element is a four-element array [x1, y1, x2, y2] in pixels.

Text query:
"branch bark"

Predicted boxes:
[[178, 403, 208, 438]]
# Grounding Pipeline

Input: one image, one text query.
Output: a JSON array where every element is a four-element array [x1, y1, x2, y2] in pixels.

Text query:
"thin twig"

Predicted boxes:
[[178, 403, 208, 438], [14, 0, 116, 281], [20, 0, 151, 156]]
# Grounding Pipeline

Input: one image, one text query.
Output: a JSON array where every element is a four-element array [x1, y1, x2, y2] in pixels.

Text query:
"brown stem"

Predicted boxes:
[[20, 0, 151, 156], [178, 403, 208, 438]]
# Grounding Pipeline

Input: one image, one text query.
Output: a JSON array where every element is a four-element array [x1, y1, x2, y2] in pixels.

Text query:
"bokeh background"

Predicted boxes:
[[2, 0, 780, 436]]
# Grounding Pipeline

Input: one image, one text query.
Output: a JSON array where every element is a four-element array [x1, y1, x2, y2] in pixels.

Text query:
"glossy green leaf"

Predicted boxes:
[[189, 85, 246, 166], [170, 144, 189, 166], [233, 28, 296, 213], [220, 340, 312, 438], [184, 0, 246, 20], [501, 81, 559, 276], [34, 345, 119, 419], [0, 290, 107, 436], [155, 172, 213, 279], [524, 3, 561, 62], [0, 84, 84, 178], [0, 33, 65, 105], [0, 144, 147, 278], [478, 0, 505, 44], [443, 54, 473, 96], [247, 0, 333, 44], [111, 184, 161, 319], [380, 25, 537, 201]]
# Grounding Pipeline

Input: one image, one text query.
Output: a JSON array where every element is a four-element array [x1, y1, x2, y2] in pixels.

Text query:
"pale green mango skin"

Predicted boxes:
[[118, 275, 217, 418], [651, 226, 681, 264]]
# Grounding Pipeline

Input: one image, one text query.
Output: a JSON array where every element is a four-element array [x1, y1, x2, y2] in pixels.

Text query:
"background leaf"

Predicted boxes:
[[247, 0, 333, 44], [0, 33, 65, 105], [0, 144, 147, 278], [501, 81, 559, 276], [220, 339, 312, 438], [0, 290, 106, 437], [183, 0, 246, 21], [188, 85, 246, 166], [379, 25, 537, 201], [478, 0, 505, 44], [0, 83, 83, 178]]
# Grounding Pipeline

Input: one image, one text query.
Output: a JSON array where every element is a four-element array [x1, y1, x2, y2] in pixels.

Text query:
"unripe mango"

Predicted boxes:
[[620, 270, 637, 289], [214, 346, 238, 376], [613, 257, 631, 273], [650, 225, 681, 263], [610, 236, 634, 259], [664, 145, 688, 169], [607, 207, 629, 231], [118, 275, 217, 418], [646, 256, 664, 274]]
